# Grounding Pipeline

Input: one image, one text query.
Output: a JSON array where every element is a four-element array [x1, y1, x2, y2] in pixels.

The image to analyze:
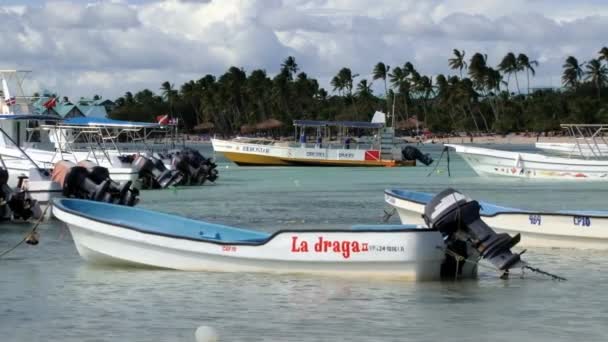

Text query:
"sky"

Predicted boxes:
[[0, 0, 607, 100]]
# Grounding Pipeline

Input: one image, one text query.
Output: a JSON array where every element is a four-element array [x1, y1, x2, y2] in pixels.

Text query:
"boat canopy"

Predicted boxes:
[[0, 114, 61, 121], [293, 120, 384, 129], [60, 117, 162, 128]]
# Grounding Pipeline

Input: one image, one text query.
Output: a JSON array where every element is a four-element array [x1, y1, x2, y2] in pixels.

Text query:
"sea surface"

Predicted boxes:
[[1, 144, 607, 342]]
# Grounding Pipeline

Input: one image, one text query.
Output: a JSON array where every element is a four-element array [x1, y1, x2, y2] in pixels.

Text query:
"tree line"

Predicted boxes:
[[109, 47, 608, 135]]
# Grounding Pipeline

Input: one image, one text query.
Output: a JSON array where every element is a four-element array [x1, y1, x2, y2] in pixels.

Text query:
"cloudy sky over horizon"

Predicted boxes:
[[1, 0, 607, 100]]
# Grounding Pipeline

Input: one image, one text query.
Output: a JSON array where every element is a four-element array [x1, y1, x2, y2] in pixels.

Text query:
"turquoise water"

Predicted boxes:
[[1, 144, 607, 341]]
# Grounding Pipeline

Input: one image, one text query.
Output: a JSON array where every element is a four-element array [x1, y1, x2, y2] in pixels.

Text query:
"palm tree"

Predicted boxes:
[[372, 62, 390, 112], [498, 52, 520, 94], [585, 59, 608, 100], [562, 56, 584, 89], [330, 75, 345, 96], [356, 79, 373, 96], [280, 56, 299, 80], [161, 81, 177, 116], [448, 49, 467, 78], [516, 53, 539, 95], [468, 53, 488, 92], [388, 66, 410, 122], [599, 47, 608, 63]]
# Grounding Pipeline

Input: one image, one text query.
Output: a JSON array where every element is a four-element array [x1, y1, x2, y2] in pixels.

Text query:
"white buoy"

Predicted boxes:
[[195, 326, 218, 342]]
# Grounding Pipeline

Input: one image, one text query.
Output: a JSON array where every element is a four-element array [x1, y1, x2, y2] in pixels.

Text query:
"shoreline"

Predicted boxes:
[[183, 135, 574, 146]]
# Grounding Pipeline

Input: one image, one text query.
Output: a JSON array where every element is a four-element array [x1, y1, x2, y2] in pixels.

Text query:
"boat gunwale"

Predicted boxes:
[[384, 189, 608, 219], [53, 198, 440, 247]]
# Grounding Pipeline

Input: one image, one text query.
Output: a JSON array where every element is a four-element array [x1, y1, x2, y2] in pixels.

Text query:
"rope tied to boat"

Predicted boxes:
[[427, 146, 450, 177], [435, 245, 567, 281], [0, 204, 50, 259], [382, 207, 396, 222]]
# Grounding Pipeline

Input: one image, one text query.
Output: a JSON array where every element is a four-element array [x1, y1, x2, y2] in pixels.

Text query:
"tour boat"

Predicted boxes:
[[212, 118, 433, 167], [53, 198, 453, 280], [535, 124, 608, 158], [385, 189, 608, 250], [446, 143, 608, 179]]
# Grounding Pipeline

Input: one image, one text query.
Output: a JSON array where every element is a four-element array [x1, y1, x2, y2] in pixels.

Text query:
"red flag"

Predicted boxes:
[[43, 97, 57, 109], [364, 150, 380, 161], [156, 114, 169, 125]]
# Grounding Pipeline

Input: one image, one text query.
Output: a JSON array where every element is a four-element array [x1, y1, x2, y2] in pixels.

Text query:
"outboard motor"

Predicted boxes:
[[0, 168, 42, 221], [402, 146, 434, 166], [131, 155, 183, 189], [52, 161, 139, 206], [423, 188, 524, 277]]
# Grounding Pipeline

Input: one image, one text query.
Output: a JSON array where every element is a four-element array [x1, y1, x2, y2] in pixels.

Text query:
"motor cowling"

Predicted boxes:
[[131, 155, 183, 189], [52, 160, 139, 206], [423, 188, 524, 272], [402, 146, 434, 166]]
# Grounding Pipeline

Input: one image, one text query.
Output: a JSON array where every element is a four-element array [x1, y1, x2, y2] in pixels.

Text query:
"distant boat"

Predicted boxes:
[[212, 118, 434, 167], [536, 124, 608, 158], [385, 189, 608, 250], [446, 143, 608, 180]]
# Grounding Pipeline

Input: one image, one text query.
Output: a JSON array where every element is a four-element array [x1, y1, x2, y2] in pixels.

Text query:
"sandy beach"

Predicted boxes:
[[423, 134, 574, 145]]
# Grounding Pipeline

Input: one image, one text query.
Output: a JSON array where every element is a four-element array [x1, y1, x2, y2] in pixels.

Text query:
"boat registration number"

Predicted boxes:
[[573, 216, 591, 227], [529, 215, 542, 226]]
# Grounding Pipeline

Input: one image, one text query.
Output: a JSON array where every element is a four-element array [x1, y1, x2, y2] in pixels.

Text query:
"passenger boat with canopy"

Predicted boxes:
[[54, 188, 543, 280], [385, 188, 608, 250], [535, 124, 608, 158], [212, 114, 433, 167], [447, 124, 608, 180]]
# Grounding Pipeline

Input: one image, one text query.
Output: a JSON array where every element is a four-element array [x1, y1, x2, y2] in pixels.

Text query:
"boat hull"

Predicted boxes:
[[385, 190, 608, 250], [54, 202, 457, 280], [212, 138, 412, 167], [447, 144, 608, 180]]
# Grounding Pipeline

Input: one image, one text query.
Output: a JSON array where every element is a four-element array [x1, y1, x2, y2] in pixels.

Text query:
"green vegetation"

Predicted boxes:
[[109, 47, 608, 135]]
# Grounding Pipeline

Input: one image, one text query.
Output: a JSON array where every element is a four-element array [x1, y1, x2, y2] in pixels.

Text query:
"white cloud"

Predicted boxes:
[[0, 0, 606, 99]]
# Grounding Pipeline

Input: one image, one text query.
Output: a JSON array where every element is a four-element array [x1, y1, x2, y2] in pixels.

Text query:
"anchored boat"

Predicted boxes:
[[445, 143, 608, 179], [54, 189, 537, 280], [212, 117, 433, 167], [385, 188, 608, 250]]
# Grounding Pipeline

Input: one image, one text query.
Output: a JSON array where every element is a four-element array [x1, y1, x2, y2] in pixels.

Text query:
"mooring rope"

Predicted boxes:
[[427, 146, 451, 177], [0, 204, 50, 259]]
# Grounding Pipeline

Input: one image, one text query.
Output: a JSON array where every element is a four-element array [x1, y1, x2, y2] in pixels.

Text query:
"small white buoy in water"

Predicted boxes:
[[294, 179, 300, 187], [195, 326, 218, 342]]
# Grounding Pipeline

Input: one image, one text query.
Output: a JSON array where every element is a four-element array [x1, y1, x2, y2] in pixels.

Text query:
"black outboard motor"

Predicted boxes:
[[402, 146, 434, 166], [0, 168, 42, 221], [423, 188, 524, 276], [52, 161, 139, 206], [131, 155, 183, 189]]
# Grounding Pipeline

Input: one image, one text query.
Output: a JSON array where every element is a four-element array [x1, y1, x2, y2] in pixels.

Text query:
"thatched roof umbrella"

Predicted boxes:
[[255, 118, 283, 130]]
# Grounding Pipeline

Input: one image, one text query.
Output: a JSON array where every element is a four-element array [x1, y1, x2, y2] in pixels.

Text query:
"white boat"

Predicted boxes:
[[385, 189, 608, 250], [0, 115, 63, 205], [212, 118, 433, 167], [535, 142, 608, 157], [53, 198, 457, 281], [536, 124, 608, 157], [446, 143, 608, 180]]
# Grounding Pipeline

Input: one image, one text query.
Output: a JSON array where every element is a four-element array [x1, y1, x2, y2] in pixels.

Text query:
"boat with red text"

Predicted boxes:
[[211, 116, 433, 167], [53, 189, 539, 280]]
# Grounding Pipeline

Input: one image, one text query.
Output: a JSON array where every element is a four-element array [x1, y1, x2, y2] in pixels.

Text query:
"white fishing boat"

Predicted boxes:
[[446, 143, 608, 179], [53, 198, 451, 280], [385, 189, 608, 250], [212, 116, 433, 167]]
